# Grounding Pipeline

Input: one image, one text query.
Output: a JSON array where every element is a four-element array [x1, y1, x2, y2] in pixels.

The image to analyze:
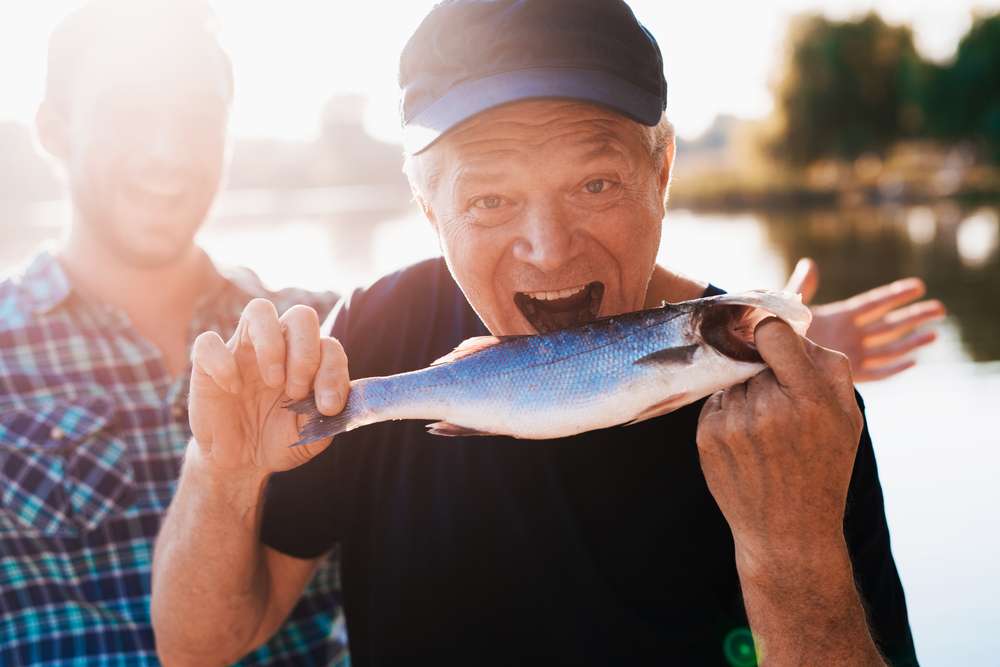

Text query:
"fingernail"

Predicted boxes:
[[320, 391, 340, 413], [268, 364, 284, 385]]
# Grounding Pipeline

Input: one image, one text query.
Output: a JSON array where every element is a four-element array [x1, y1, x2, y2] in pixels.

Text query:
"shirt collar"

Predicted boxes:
[[21, 251, 74, 315]]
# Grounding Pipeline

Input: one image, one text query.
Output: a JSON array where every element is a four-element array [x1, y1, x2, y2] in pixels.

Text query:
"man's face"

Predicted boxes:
[[58, 37, 229, 268], [416, 100, 669, 335]]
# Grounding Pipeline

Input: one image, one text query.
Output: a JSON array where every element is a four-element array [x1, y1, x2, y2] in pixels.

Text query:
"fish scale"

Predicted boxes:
[[287, 290, 811, 444]]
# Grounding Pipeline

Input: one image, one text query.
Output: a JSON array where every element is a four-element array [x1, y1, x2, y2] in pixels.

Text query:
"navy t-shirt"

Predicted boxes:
[[261, 257, 917, 666]]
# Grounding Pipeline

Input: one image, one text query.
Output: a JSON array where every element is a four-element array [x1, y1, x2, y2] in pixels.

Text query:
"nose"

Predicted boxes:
[[511, 201, 580, 273], [145, 119, 189, 170]]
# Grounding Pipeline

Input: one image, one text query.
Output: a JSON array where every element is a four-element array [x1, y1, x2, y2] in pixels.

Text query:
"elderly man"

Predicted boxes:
[[153, 1, 921, 665], [0, 1, 346, 664]]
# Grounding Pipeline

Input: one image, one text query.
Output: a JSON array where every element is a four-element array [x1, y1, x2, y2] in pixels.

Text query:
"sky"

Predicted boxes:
[[1, 0, 998, 144]]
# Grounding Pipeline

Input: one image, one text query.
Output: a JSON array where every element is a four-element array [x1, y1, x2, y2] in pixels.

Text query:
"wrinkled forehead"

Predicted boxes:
[[411, 100, 651, 193]]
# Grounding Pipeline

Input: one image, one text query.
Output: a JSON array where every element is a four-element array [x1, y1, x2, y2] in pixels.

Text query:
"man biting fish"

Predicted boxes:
[[152, 1, 920, 665]]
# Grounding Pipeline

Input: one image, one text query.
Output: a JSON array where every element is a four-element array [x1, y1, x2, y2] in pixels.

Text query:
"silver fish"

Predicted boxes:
[[287, 290, 811, 445]]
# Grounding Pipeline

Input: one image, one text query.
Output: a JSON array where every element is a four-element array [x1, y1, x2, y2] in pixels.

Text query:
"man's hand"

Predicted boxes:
[[188, 298, 348, 476], [784, 257, 946, 382], [697, 318, 862, 563], [696, 319, 886, 664], [154, 298, 344, 666]]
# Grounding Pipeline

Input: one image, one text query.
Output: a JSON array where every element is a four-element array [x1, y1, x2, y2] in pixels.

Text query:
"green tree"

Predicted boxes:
[[770, 13, 928, 165], [925, 13, 1000, 164]]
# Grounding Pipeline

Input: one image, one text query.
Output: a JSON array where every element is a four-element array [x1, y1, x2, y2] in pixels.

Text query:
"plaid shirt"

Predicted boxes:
[[0, 252, 349, 666]]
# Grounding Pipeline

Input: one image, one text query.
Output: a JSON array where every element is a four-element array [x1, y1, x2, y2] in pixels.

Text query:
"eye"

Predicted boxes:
[[584, 179, 611, 194], [472, 195, 504, 210]]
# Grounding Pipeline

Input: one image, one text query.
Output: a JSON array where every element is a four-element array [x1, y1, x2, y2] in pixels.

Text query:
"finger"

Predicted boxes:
[[863, 330, 937, 368], [191, 331, 242, 394], [855, 358, 916, 383], [280, 305, 321, 400], [848, 278, 927, 327], [783, 258, 819, 305], [701, 390, 723, 416], [862, 300, 947, 347], [241, 299, 286, 388], [313, 337, 350, 416], [720, 382, 746, 413], [754, 317, 814, 392]]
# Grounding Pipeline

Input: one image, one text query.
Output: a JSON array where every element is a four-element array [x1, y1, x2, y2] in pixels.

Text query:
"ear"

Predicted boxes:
[[35, 101, 71, 161], [657, 138, 676, 204], [413, 192, 439, 231]]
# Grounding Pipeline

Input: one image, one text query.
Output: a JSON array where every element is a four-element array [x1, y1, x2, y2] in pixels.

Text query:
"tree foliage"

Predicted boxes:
[[770, 12, 927, 166], [925, 14, 1000, 163]]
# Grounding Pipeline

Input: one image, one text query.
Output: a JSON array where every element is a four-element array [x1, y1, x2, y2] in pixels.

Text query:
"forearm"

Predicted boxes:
[[735, 538, 886, 666], [151, 441, 271, 666]]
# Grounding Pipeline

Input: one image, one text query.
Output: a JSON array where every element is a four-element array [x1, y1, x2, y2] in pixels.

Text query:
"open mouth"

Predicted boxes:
[[514, 281, 605, 333]]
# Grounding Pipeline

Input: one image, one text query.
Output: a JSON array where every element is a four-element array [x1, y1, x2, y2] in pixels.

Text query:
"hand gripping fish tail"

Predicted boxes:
[[285, 393, 363, 447]]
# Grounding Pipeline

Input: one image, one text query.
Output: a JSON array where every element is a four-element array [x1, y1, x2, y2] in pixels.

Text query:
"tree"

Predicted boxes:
[[769, 13, 928, 166], [925, 13, 1000, 164]]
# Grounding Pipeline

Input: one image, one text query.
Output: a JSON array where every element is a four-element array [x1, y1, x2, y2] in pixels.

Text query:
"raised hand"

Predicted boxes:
[[784, 258, 946, 382], [188, 298, 348, 475]]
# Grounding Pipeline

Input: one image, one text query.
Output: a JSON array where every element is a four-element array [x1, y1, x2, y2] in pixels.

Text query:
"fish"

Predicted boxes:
[[286, 289, 811, 445]]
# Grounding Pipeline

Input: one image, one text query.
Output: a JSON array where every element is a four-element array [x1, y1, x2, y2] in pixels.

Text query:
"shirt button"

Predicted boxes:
[[171, 405, 186, 419], [50, 426, 65, 441]]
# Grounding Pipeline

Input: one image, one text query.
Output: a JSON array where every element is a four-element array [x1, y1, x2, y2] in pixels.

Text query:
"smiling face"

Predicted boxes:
[[44, 34, 230, 269], [409, 100, 673, 335]]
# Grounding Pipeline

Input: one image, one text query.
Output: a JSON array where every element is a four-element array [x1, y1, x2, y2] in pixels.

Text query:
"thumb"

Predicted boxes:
[[754, 317, 815, 391], [783, 257, 819, 305]]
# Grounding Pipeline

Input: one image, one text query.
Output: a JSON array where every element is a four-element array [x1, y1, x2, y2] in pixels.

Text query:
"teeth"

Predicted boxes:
[[523, 284, 588, 301]]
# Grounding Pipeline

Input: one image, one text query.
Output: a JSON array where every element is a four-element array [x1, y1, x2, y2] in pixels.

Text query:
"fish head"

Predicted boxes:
[[638, 290, 813, 406], [692, 289, 811, 361]]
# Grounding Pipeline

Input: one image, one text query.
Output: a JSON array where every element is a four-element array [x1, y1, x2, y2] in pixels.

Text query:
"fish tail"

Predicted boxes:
[[285, 382, 369, 447]]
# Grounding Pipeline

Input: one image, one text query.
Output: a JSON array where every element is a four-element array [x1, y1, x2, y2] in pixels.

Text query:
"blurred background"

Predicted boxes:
[[1, 1, 998, 663]]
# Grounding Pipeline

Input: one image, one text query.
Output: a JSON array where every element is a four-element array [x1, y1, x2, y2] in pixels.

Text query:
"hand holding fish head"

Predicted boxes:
[[187, 298, 350, 477], [696, 317, 863, 571]]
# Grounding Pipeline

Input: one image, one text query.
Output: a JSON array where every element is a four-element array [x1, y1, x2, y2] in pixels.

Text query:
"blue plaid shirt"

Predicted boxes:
[[0, 252, 349, 666]]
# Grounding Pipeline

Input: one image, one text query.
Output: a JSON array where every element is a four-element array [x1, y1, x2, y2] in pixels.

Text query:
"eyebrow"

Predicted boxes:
[[575, 140, 630, 163]]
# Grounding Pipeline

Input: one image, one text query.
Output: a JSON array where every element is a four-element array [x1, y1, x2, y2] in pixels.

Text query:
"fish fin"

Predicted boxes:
[[431, 335, 505, 365], [426, 421, 497, 437], [284, 391, 358, 447], [624, 394, 689, 426], [634, 344, 699, 367]]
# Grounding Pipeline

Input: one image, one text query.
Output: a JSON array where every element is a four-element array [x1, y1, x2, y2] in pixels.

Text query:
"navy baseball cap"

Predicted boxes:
[[399, 0, 668, 154]]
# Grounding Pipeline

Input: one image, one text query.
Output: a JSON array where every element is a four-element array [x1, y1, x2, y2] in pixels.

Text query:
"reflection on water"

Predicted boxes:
[[2, 197, 999, 665]]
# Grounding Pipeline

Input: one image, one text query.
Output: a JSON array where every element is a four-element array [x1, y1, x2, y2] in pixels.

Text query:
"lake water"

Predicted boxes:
[[2, 195, 999, 665]]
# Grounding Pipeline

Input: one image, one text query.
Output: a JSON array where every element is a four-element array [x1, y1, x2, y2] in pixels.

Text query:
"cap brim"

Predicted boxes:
[[403, 67, 664, 154]]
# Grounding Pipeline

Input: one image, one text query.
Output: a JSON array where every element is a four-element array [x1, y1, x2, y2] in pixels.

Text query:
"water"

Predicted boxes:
[[2, 196, 998, 665]]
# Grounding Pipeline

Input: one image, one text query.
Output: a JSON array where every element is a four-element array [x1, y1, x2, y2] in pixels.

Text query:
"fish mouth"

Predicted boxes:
[[698, 303, 768, 363], [514, 281, 605, 333]]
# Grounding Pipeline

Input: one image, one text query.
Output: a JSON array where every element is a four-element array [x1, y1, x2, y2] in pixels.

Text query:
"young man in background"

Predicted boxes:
[[0, 2, 347, 664]]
